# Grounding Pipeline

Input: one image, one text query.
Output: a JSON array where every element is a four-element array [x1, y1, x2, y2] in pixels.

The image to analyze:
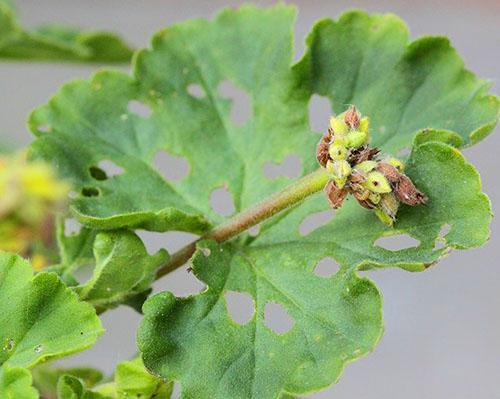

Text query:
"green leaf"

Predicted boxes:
[[0, 2, 133, 62], [75, 230, 167, 310], [57, 374, 108, 399], [111, 358, 173, 399], [32, 364, 104, 399], [297, 11, 499, 149], [0, 365, 38, 399], [138, 139, 491, 398], [54, 358, 172, 399], [27, 4, 497, 398], [28, 7, 498, 234], [0, 252, 104, 368]]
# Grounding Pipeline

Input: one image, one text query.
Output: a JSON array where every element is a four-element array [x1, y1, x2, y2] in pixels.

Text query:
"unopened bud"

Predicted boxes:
[[387, 157, 404, 173], [327, 160, 351, 189], [345, 130, 368, 149], [359, 117, 369, 134], [363, 171, 392, 193], [329, 116, 348, 136], [354, 160, 377, 174], [328, 143, 347, 160]]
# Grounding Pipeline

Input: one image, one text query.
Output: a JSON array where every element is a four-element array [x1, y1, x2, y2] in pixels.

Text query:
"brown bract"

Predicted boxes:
[[316, 128, 333, 167], [377, 162, 428, 205], [344, 106, 360, 129]]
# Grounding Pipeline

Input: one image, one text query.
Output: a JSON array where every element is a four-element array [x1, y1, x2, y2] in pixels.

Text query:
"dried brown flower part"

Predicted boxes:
[[376, 162, 400, 183], [344, 106, 360, 129], [394, 175, 428, 205], [349, 146, 380, 164], [324, 179, 348, 209], [316, 129, 333, 167], [376, 162, 428, 205]]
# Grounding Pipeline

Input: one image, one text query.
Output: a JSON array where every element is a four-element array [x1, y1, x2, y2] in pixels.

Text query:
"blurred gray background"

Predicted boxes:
[[1, 1, 499, 398]]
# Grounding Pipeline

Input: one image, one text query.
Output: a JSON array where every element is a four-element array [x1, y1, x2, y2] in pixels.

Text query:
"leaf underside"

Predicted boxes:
[[0, 2, 133, 62], [28, 5, 498, 399]]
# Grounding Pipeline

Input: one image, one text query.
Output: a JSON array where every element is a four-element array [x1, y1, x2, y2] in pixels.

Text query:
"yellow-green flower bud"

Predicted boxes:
[[329, 116, 348, 136], [345, 130, 368, 148], [359, 117, 369, 133], [354, 160, 377, 174], [363, 171, 392, 193], [374, 208, 394, 226], [387, 157, 404, 172], [369, 192, 381, 204], [327, 160, 351, 189], [328, 143, 347, 160]]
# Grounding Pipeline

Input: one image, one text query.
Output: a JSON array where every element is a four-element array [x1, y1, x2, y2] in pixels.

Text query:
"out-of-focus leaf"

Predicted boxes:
[[0, 2, 133, 62], [0, 365, 38, 399]]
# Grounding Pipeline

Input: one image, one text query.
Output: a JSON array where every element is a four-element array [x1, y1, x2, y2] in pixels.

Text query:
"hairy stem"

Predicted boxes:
[[155, 168, 329, 279]]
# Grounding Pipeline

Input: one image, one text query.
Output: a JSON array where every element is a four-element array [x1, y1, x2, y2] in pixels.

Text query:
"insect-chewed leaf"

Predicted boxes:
[[0, 252, 103, 368], [26, 4, 498, 398]]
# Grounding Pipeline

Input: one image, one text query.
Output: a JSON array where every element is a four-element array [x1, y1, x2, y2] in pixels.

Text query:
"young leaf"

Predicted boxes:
[[32, 364, 104, 399], [75, 230, 167, 310], [0, 252, 104, 368], [28, 6, 498, 235], [0, 365, 38, 399], [53, 358, 173, 399], [0, 2, 133, 62], [57, 374, 108, 399]]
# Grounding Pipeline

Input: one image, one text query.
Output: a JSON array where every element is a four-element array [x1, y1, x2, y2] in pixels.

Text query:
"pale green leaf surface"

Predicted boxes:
[[0, 365, 38, 399], [0, 252, 104, 368], [0, 2, 133, 62]]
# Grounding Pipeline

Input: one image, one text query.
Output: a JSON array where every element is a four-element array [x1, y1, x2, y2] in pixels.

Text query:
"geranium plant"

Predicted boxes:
[[0, 3, 498, 398]]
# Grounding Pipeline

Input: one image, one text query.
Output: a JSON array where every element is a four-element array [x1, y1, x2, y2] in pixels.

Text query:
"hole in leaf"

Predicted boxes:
[[308, 94, 331, 133], [224, 290, 255, 325], [397, 147, 411, 158], [81, 187, 99, 197], [89, 166, 107, 181], [37, 124, 51, 133], [201, 247, 211, 257], [154, 150, 190, 181], [248, 224, 260, 237], [128, 100, 152, 118], [263, 155, 301, 179], [374, 234, 420, 250], [299, 209, 334, 236], [217, 80, 251, 125], [210, 187, 235, 216], [434, 223, 451, 250], [314, 257, 340, 277], [97, 160, 124, 178], [264, 302, 294, 335], [171, 382, 181, 399], [187, 83, 206, 98], [68, 191, 77, 199], [64, 218, 81, 236], [136, 230, 198, 255]]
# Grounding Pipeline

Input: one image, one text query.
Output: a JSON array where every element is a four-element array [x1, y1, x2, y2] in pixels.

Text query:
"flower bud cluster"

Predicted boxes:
[[0, 153, 69, 264], [317, 106, 427, 226]]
